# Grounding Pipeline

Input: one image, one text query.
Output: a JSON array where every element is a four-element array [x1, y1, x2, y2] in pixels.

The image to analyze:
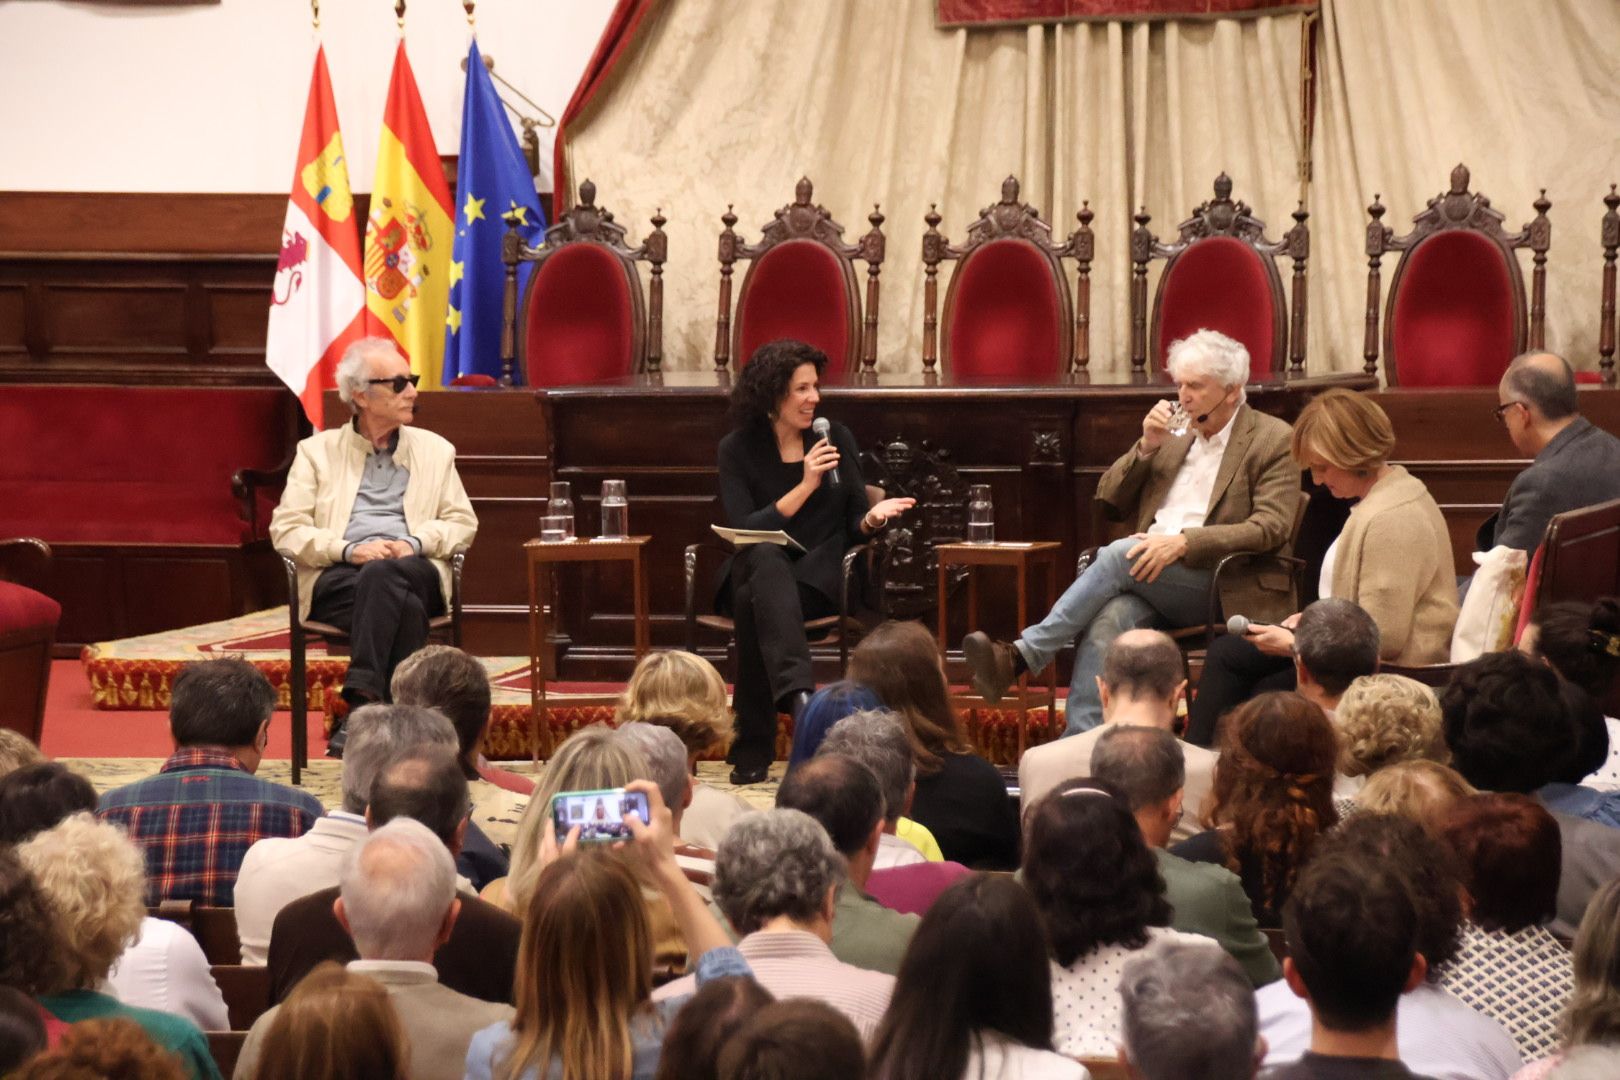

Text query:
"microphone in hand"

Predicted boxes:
[[1225, 614, 1272, 636], [811, 417, 841, 487]]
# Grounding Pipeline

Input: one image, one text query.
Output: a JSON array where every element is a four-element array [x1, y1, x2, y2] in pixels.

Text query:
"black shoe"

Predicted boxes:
[[324, 721, 348, 759], [781, 689, 814, 723], [729, 763, 770, 786]]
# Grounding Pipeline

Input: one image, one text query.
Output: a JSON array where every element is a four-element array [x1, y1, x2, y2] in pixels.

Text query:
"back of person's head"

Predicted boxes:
[[0, 762, 97, 844], [1441, 650, 1575, 792], [1336, 674, 1447, 778], [1023, 780, 1169, 966], [168, 657, 274, 748], [1440, 793, 1560, 933], [787, 680, 882, 770], [1357, 760, 1477, 828], [389, 645, 492, 774], [615, 722, 691, 819], [339, 702, 457, 815], [0, 847, 64, 997], [253, 963, 406, 1080], [1293, 598, 1381, 696], [1311, 812, 1464, 975], [1550, 1046, 1620, 1080], [1208, 692, 1339, 913], [16, 814, 144, 993], [713, 809, 842, 936], [1100, 630, 1184, 703], [715, 999, 865, 1080], [10, 1015, 185, 1080], [869, 874, 1054, 1079], [1529, 599, 1620, 701], [1503, 350, 1579, 421], [774, 754, 883, 859], [617, 650, 732, 759], [366, 745, 470, 848], [0, 986, 45, 1075], [815, 708, 915, 826], [1120, 940, 1258, 1080], [339, 817, 458, 961], [1284, 849, 1418, 1033], [1567, 879, 1620, 1048], [1090, 725, 1185, 813], [507, 850, 652, 1080], [847, 620, 966, 774], [654, 977, 775, 1080], [0, 729, 43, 781]]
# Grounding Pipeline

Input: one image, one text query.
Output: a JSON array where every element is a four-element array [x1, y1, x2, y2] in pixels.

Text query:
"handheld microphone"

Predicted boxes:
[[811, 417, 840, 487], [1225, 614, 1272, 636]]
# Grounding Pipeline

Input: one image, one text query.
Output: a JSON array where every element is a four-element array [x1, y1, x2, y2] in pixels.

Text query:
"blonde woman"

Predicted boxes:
[[616, 651, 753, 849], [1356, 760, 1478, 829], [1510, 879, 1620, 1079], [1335, 673, 1449, 799]]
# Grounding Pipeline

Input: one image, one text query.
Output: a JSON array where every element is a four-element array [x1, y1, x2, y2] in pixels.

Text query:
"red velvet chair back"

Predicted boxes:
[[941, 238, 1068, 380], [735, 238, 858, 381]]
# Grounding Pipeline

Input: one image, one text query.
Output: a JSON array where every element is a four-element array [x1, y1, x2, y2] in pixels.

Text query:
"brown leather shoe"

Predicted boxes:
[[962, 631, 1017, 705]]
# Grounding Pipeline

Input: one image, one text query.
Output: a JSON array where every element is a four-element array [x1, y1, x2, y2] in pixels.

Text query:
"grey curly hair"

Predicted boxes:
[[1166, 329, 1250, 394], [713, 809, 843, 935], [335, 337, 401, 408]]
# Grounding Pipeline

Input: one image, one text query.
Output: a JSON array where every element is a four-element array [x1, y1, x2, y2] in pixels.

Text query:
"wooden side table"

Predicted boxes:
[[935, 541, 1063, 757], [525, 536, 652, 762]]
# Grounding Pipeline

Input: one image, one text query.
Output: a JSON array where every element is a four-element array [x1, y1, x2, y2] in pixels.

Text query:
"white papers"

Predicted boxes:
[[711, 525, 807, 553]]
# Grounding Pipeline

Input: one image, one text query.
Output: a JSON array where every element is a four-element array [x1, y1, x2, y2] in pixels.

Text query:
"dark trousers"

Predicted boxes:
[[1185, 632, 1295, 747], [309, 556, 444, 702], [727, 544, 833, 770]]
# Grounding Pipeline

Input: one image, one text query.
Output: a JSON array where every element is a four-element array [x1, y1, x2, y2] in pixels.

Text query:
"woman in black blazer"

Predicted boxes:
[[718, 340, 914, 784]]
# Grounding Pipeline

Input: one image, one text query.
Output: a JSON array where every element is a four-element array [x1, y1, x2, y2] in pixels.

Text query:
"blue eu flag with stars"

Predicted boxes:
[[443, 39, 545, 385]]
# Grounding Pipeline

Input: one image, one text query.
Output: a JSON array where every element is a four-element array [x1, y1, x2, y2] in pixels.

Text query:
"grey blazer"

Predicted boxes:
[[1479, 417, 1620, 551]]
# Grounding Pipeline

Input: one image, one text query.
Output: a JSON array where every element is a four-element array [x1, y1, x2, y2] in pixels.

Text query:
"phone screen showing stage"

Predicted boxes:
[[551, 788, 650, 844]]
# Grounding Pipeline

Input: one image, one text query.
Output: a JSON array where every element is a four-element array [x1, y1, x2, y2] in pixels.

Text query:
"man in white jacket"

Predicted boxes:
[[270, 338, 476, 751]]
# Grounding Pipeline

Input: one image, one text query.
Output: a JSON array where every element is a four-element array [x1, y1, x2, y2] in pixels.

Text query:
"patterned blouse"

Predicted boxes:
[[1438, 922, 1574, 1062], [1050, 926, 1215, 1057]]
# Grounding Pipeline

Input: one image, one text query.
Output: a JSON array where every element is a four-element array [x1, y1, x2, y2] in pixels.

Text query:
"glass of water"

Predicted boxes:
[[599, 479, 629, 539], [543, 481, 575, 541], [966, 485, 995, 543], [1166, 402, 1192, 437]]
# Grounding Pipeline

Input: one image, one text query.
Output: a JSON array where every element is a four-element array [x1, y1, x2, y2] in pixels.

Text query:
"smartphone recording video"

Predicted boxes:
[[550, 787, 651, 845]]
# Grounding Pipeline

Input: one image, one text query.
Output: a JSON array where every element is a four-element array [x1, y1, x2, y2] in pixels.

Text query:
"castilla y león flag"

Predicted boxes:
[[266, 46, 367, 426], [365, 40, 454, 388]]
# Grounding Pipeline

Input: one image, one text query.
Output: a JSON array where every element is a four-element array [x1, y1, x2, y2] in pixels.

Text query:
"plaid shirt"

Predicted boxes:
[[98, 748, 323, 907]]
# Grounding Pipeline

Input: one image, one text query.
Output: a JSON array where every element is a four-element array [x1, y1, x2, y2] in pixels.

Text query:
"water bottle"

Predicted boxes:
[[600, 479, 629, 539], [966, 485, 995, 543]]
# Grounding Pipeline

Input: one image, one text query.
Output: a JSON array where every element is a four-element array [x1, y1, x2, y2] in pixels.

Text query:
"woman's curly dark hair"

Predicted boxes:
[[728, 339, 828, 427], [1532, 599, 1620, 700], [1440, 650, 1577, 793], [1205, 692, 1340, 917], [1022, 779, 1170, 966], [0, 847, 65, 996]]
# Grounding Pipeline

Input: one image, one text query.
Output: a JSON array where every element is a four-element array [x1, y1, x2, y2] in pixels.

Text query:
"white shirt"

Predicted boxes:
[[1051, 927, 1214, 1057], [233, 811, 369, 964], [1148, 408, 1239, 536], [1256, 979, 1523, 1080], [1582, 716, 1620, 791], [965, 1030, 1091, 1080], [681, 782, 756, 850], [1319, 535, 1340, 600], [875, 831, 928, 870], [105, 916, 229, 1031]]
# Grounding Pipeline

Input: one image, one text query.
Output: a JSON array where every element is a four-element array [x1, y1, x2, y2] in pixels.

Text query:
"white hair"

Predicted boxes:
[[615, 722, 690, 814], [335, 336, 401, 408], [1166, 329, 1251, 394], [339, 704, 458, 815], [339, 817, 457, 960], [1120, 939, 1256, 1079]]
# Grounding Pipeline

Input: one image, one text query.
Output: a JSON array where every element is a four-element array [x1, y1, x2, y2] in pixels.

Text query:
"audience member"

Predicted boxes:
[[1020, 628, 1213, 841], [267, 746, 521, 1005], [1257, 814, 1522, 1080], [786, 680, 882, 770], [1437, 794, 1573, 1061], [17, 815, 219, 1080], [0, 846, 65, 1000], [618, 721, 717, 887], [1509, 879, 1620, 1080], [848, 620, 1019, 869], [0, 987, 46, 1077], [1188, 597, 1381, 748], [1024, 779, 1214, 1057], [464, 780, 750, 1080], [774, 755, 920, 974], [715, 999, 867, 1080], [1522, 600, 1620, 790], [1336, 674, 1448, 795], [251, 963, 407, 1080], [1358, 762, 1478, 831], [817, 708, 927, 868], [617, 649, 753, 849], [0, 728, 43, 779], [656, 808, 894, 1040], [1546, 1046, 1620, 1079], [869, 873, 1085, 1079], [96, 659, 323, 906], [11, 1016, 185, 1080], [1172, 692, 1339, 926], [239, 820, 511, 1080], [1119, 939, 1263, 1080], [1092, 725, 1279, 986], [0, 761, 96, 846], [653, 977, 774, 1080]]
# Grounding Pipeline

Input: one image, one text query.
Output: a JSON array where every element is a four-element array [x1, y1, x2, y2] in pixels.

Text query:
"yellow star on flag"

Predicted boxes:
[[506, 201, 529, 225], [446, 306, 462, 334], [449, 260, 465, 286], [463, 195, 486, 224]]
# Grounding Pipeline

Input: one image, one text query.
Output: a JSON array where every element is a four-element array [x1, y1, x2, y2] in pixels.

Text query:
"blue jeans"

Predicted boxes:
[[1015, 536, 1212, 735]]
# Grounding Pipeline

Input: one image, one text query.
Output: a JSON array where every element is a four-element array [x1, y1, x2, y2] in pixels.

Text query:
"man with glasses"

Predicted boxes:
[[271, 338, 477, 754], [1484, 351, 1620, 552]]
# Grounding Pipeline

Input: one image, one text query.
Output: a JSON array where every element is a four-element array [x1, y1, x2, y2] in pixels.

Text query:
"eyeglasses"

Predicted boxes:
[[1492, 400, 1525, 422], [367, 374, 421, 394]]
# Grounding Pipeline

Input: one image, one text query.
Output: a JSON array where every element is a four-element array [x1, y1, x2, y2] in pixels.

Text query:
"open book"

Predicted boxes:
[[711, 525, 807, 553]]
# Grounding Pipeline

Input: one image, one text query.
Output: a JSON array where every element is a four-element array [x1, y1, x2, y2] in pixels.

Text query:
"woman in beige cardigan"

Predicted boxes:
[[1186, 389, 1458, 745]]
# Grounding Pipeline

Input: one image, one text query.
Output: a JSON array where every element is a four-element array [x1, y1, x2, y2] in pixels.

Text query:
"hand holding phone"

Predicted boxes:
[[551, 787, 651, 845]]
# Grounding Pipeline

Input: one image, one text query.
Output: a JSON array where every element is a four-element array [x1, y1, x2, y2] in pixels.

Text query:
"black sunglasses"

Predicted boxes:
[[367, 374, 421, 394]]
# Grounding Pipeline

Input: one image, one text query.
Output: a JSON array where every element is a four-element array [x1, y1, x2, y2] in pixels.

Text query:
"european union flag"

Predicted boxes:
[[443, 39, 545, 385]]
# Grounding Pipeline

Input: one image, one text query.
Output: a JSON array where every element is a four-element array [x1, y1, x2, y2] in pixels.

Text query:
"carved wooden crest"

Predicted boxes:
[[860, 436, 971, 619]]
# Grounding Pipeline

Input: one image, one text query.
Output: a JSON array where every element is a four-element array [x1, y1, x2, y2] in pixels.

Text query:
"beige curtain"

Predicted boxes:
[[564, 0, 1305, 374]]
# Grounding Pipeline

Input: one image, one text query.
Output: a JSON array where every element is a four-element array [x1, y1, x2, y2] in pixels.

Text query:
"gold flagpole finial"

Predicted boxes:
[[310, 0, 319, 30], [395, 0, 406, 31], [463, 1, 476, 28]]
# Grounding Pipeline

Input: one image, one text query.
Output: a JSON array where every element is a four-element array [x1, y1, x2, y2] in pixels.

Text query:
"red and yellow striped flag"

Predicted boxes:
[[364, 40, 453, 387]]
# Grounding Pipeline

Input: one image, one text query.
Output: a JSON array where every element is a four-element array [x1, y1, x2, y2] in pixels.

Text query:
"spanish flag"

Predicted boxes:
[[364, 40, 453, 387]]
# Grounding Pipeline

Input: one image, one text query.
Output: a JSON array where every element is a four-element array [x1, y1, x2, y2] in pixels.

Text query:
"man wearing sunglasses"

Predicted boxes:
[[271, 338, 477, 754]]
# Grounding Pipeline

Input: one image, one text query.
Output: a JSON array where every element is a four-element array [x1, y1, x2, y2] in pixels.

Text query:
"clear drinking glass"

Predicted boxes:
[[599, 479, 628, 539], [545, 482, 575, 541], [966, 484, 995, 543], [1166, 402, 1192, 437]]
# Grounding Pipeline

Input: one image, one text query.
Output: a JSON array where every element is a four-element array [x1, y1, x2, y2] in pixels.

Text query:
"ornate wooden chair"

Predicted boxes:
[[922, 176, 1095, 380], [1364, 164, 1551, 387], [500, 179, 667, 386], [0, 538, 57, 744], [714, 177, 885, 381], [1130, 173, 1309, 379]]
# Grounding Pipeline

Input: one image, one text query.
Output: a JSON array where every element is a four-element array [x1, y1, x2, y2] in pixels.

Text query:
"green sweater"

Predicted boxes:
[[1155, 847, 1281, 987], [41, 989, 221, 1080]]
